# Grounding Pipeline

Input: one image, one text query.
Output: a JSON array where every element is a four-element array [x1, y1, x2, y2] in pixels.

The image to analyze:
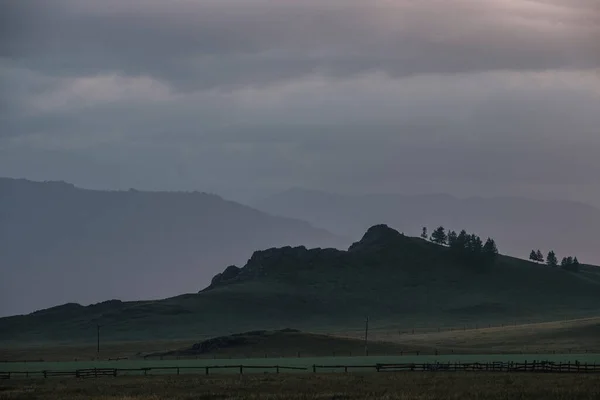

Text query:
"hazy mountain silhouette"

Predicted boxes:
[[254, 188, 600, 266], [0, 178, 345, 317], [2, 225, 599, 344]]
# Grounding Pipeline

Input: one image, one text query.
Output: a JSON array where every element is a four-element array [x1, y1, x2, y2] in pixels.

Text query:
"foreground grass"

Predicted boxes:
[[2, 373, 600, 400]]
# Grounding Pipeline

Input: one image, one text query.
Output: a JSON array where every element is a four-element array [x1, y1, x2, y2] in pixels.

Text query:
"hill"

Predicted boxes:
[[254, 188, 600, 265], [0, 178, 345, 317], [153, 329, 409, 359], [1, 225, 599, 345]]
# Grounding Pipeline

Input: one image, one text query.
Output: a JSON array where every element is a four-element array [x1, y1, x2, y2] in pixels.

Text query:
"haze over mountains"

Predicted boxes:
[[255, 188, 600, 266], [0, 178, 345, 317], [3, 177, 600, 320]]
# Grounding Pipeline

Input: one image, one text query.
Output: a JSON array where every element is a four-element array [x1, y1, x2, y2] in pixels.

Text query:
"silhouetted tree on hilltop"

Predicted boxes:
[[431, 226, 447, 245], [447, 230, 457, 247], [536, 250, 544, 263], [529, 250, 538, 262], [546, 251, 558, 267]]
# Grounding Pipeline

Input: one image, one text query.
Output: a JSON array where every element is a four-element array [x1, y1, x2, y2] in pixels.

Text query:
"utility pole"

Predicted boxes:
[[364, 316, 369, 356], [97, 324, 101, 354]]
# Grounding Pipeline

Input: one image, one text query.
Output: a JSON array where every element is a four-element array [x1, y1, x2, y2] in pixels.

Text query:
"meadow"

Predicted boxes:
[[2, 372, 600, 400], [3, 353, 600, 376]]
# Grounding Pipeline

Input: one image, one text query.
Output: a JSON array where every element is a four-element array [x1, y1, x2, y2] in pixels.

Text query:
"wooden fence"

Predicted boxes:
[[2, 361, 600, 380], [0, 365, 307, 380], [316, 361, 600, 373]]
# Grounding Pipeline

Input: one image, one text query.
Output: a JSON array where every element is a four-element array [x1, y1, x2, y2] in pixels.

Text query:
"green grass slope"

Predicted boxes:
[[1, 225, 599, 344]]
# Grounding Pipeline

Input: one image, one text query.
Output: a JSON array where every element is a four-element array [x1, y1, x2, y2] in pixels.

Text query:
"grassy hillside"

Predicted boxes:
[[0, 178, 344, 316], [1, 225, 599, 344]]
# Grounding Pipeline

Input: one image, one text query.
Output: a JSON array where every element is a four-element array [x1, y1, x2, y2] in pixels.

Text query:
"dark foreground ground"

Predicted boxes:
[[2, 373, 600, 400]]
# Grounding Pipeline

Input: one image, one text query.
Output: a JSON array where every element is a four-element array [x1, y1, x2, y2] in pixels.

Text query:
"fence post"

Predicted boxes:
[[276, 366, 280, 374], [44, 370, 47, 379], [312, 365, 316, 373], [239, 366, 243, 375], [205, 367, 209, 375], [177, 367, 180, 375]]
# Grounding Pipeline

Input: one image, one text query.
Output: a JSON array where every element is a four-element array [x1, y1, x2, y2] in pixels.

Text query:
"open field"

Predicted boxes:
[[2, 373, 600, 399], [3, 318, 600, 363], [3, 354, 600, 375], [340, 317, 600, 354], [0, 339, 198, 363]]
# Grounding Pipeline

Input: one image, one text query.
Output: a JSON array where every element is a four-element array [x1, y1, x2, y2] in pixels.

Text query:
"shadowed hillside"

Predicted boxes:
[[0, 178, 345, 316], [1, 224, 599, 345]]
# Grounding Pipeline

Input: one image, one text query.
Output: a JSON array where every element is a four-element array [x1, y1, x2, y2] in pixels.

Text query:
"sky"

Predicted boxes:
[[2, 0, 600, 205]]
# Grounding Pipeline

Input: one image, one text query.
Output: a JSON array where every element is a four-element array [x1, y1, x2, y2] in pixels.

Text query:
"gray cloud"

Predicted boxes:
[[1, 0, 600, 205], [3, 0, 599, 89]]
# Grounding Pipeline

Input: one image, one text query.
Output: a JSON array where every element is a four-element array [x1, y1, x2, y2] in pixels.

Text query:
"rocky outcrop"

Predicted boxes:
[[208, 265, 241, 289], [203, 224, 412, 291], [348, 224, 404, 252]]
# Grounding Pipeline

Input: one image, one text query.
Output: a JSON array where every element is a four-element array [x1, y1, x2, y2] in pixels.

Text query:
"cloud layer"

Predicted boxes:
[[1, 0, 600, 203]]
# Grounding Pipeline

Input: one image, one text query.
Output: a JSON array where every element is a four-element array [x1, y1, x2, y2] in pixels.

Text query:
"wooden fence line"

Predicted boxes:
[[3, 349, 599, 364], [2, 361, 600, 380]]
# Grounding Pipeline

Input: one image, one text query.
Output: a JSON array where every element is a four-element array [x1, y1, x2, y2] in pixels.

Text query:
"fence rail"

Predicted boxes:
[[1, 365, 308, 380], [3, 349, 599, 364], [2, 361, 600, 380]]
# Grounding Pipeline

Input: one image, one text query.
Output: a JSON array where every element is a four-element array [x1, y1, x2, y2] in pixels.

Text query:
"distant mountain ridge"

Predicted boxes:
[[254, 188, 600, 266], [0, 178, 345, 317], [2, 224, 599, 344]]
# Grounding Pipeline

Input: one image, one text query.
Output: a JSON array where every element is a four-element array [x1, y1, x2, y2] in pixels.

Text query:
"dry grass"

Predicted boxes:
[[339, 317, 600, 354], [1, 372, 600, 399], [0, 340, 197, 362]]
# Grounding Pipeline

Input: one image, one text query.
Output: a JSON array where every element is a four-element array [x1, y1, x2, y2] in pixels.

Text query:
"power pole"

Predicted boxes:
[[364, 316, 369, 356], [97, 324, 101, 354]]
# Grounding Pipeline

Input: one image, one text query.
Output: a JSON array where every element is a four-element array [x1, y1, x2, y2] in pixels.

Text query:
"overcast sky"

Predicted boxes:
[[2, 0, 600, 205]]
